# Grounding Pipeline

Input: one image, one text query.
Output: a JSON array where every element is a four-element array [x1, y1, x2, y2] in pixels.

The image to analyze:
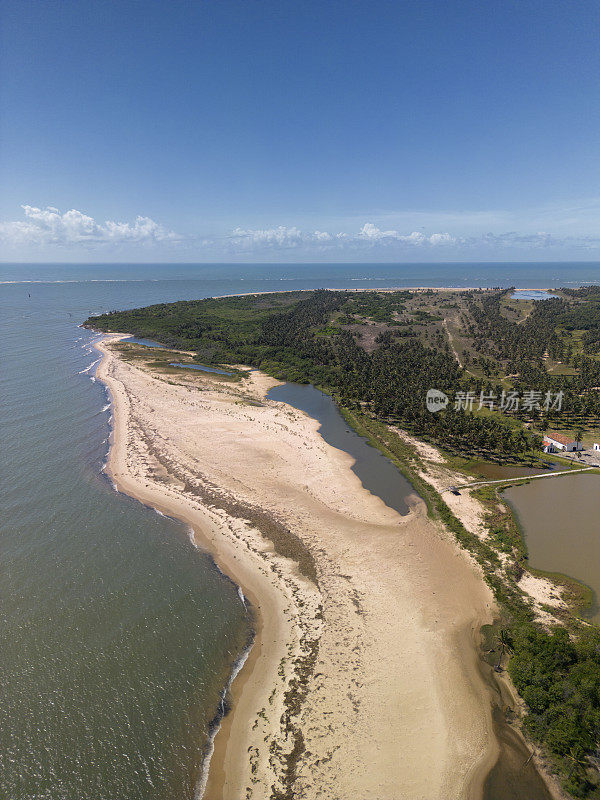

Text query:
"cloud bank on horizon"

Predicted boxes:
[[0, 205, 179, 247], [1, 204, 599, 261]]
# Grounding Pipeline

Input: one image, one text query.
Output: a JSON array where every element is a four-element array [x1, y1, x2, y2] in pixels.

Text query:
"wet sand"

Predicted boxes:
[[96, 334, 501, 800], [390, 428, 564, 800]]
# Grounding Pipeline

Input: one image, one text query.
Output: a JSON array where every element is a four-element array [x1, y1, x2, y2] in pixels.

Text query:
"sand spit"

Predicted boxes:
[[95, 334, 498, 800], [212, 286, 490, 301]]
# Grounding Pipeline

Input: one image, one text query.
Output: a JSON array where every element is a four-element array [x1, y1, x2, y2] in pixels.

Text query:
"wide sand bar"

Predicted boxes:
[[96, 334, 497, 800]]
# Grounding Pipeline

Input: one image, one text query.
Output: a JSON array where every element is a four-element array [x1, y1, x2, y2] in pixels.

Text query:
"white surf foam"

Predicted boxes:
[[78, 356, 101, 374], [194, 643, 253, 800]]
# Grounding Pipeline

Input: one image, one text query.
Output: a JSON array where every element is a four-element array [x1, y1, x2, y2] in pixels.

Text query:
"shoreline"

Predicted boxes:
[[210, 285, 497, 300], [98, 355, 261, 800], [94, 335, 295, 800], [196, 633, 254, 800], [93, 332, 502, 799]]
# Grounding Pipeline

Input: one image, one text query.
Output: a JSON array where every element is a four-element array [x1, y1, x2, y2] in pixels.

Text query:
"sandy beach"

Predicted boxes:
[[95, 334, 499, 800]]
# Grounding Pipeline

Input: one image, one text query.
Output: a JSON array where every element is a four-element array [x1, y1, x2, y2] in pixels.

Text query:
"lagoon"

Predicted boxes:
[[510, 289, 556, 300], [268, 382, 554, 800], [124, 336, 167, 348], [505, 473, 600, 622], [169, 362, 233, 375]]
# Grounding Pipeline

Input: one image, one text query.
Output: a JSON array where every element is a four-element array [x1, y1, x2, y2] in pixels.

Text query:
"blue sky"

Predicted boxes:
[[1, 0, 599, 262]]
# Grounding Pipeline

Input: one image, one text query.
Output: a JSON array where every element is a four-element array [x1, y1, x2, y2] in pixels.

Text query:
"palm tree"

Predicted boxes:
[[565, 746, 588, 780], [494, 629, 513, 671], [517, 430, 529, 454]]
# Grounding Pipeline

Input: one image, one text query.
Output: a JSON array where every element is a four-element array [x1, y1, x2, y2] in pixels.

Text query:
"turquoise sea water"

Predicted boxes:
[[2, 262, 599, 800]]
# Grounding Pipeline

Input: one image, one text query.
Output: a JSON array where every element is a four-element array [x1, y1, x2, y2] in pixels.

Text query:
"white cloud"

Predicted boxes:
[[358, 223, 456, 246], [230, 225, 306, 248], [229, 226, 350, 248], [346, 198, 600, 238], [358, 222, 401, 240], [2, 203, 599, 259], [429, 232, 456, 245], [0, 205, 179, 248], [226, 223, 457, 251], [474, 231, 560, 248], [224, 222, 600, 254]]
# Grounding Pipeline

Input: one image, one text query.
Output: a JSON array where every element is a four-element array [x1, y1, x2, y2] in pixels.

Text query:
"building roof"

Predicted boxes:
[[545, 433, 576, 446]]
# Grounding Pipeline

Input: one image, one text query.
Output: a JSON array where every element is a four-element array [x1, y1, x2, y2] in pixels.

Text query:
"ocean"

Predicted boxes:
[[1, 261, 598, 800]]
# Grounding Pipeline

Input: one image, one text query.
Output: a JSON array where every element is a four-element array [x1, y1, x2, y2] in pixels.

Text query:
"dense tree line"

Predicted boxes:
[[88, 287, 600, 450], [562, 287, 600, 301], [465, 291, 565, 363], [509, 624, 600, 797], [85, 287, 600, 452], [87, 290, 543, 456], [559, 303, 600, 355]]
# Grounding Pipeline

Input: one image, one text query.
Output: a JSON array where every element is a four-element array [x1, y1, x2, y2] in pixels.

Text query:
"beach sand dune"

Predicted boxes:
[[96, 337, 497, 800]]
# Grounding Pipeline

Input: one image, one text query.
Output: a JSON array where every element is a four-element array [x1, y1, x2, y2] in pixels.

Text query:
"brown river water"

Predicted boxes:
[[468, 461, 564, 481], [505, 473, 600, 623]]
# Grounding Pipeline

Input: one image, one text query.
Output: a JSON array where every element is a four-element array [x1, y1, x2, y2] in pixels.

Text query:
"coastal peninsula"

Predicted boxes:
[[96, 334, 496, 799], [89, 287, 600, 799]]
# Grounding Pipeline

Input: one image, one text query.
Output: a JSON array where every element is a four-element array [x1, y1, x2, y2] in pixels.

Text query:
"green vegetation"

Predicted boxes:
[[87, 286, 600, 796], [466, 291, 565, 363], [472, 481, 600, 798], [87, 288, 600, 458], [509, 625, 600, 797], [473, 484, 527, 558], [112, 341, 244, 381]]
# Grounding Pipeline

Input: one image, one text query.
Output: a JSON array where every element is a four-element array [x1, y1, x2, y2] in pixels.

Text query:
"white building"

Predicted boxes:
[[542, 434, 583, 453]]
